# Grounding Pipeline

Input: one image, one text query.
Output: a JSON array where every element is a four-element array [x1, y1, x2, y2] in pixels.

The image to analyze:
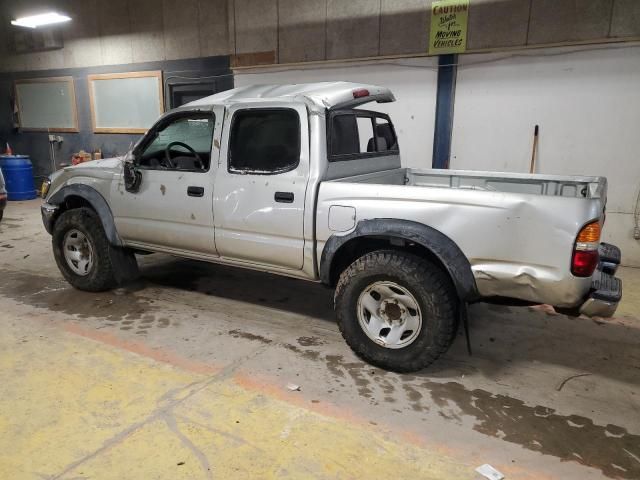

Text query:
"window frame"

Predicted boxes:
[[227, 107, 302, 176], [133, 110, 216, 173], [327, 109, 399, 162], [15, 76, 79, 132], [88, 70, 164, 134]]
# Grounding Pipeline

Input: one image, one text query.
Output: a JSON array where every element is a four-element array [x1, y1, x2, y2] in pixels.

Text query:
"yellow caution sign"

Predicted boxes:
[[429, 0, 469, 55]]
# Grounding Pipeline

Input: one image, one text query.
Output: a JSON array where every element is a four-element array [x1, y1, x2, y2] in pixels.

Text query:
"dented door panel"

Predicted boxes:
[[213, 102, 310, 270], [110, 106, 225, 255]]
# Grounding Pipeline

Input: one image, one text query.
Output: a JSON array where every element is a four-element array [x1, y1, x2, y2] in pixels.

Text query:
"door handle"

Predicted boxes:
[[274, 191, 294, 203], [187, 186, 204, 197]]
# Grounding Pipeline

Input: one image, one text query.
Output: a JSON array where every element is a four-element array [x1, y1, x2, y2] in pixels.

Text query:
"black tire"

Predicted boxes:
[[52, 207, 138, 292], [335, 250, 458, 373]]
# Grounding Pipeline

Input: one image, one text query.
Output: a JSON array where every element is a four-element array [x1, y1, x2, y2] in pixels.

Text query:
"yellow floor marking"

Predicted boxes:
[[58, 379, 471, 479], [0, 315, 472, 479], [0, 320, 199, 478]]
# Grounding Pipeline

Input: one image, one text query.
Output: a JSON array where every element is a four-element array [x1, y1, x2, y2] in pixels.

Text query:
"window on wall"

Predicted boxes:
[[328, 110, 399, 161], [228, 109, 301, 174]]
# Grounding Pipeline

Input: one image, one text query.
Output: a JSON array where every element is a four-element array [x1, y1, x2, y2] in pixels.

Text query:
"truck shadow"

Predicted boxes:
[[139, 256, 336, 322], [138, 256, 640, 388]]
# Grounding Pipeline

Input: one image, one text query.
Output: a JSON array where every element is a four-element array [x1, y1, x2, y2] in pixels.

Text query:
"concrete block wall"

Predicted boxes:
[[222, 0, 640, 64], [2, 0, 640, 72], [0, 0, 233, 71]]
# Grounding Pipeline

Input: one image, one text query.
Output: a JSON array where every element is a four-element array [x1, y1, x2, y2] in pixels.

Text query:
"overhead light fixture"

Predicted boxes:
[[11, 12, 71, 29]]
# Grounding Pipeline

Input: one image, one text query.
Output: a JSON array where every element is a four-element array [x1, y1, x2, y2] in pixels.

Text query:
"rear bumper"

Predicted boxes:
[[578, 243, 623, 318], [579, 271, 622, 317], [41, 202, 59, 234], [599, 242, 621, 274]]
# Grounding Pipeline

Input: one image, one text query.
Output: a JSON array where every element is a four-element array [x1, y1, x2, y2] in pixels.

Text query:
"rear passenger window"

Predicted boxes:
[[229, 109, 300, 174], [329, 110, 399, 161]]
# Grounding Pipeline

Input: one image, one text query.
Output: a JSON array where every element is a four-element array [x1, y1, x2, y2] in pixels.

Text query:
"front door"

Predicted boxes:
[[111, 108, 222, 255], [213, 104, 310, 270]]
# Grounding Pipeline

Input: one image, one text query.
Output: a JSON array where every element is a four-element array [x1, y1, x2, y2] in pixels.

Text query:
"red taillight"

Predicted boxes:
[[352, 88, 369, 99], [571, 250, 599, 277], [571, 220, 601, 277]]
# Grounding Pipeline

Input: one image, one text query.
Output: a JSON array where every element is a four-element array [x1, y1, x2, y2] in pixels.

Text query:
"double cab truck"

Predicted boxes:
[[41, 82, 622, 372]]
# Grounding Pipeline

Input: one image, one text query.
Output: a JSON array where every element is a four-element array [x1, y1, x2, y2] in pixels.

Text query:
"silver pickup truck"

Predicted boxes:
[[41, 82, 622, 372]]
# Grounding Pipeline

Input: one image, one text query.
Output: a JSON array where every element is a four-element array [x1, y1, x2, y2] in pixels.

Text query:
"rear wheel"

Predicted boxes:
[[52, 208, 138, 292], [335, 250, 458, 372]]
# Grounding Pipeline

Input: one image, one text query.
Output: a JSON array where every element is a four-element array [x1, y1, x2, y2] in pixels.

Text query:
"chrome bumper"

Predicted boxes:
[[41, 202, 59, 234], [580, 296, 619, 318], [579, 257, 622, 318]]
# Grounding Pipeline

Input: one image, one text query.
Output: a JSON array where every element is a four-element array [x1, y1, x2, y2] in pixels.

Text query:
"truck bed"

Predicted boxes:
[[317, 167, 607, 308], [330, 167, 607, 199]]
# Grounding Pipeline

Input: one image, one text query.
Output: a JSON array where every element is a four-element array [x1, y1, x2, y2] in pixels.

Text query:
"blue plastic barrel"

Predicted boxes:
[[0, 155, 37, 201]]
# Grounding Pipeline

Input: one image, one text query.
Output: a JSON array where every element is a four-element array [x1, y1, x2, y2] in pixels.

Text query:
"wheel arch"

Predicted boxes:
[[320, 219, 478, 301], [47, 184, 123, 246]]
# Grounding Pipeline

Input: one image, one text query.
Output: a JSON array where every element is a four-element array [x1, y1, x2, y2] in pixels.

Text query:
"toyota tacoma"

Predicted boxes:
[[41, 82, 622, 372]]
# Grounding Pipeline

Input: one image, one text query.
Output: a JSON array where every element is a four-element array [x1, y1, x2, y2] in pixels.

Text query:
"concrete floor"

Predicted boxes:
[[1, 199, 639, 480]]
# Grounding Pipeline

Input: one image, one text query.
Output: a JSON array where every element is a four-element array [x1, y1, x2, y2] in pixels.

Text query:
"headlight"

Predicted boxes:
[[40, 178, 51, 198]]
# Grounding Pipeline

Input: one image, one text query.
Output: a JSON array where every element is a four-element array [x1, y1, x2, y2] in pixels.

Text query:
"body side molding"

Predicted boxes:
[[47, 184, 123, 246]]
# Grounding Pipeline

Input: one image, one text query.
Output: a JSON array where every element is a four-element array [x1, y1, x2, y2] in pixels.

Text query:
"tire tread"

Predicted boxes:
[[52, 208, 122, 292], [334, 250, 458, 372]]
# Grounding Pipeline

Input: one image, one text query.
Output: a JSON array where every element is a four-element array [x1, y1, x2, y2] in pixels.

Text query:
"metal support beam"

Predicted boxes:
[[432, 54, 457, 169]]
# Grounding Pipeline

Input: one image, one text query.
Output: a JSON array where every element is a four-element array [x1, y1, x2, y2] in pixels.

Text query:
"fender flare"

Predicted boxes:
[[320, 218, 478, 301], [48, 184, 123, 246]]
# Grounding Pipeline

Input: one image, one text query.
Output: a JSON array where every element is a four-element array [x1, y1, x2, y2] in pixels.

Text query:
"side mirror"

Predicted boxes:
[[123, 156, 142, 193]]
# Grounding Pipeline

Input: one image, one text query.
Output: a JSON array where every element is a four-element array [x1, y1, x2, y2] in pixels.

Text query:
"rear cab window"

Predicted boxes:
[[328, 109, 399, 162]]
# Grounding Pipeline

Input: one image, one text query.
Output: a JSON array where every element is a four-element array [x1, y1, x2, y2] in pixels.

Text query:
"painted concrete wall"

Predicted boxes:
[[450, 43, 640, 266], [234, 57, 439, 168], [3, 0, 640, 72], [0, 56, 232, 178]]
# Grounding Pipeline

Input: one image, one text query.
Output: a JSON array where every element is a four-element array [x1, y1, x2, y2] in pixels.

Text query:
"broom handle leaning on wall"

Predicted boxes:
[[529, 125, 539, 174]]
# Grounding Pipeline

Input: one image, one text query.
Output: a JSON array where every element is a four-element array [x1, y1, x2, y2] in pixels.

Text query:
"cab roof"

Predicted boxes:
[[184, 82, 395, 111]]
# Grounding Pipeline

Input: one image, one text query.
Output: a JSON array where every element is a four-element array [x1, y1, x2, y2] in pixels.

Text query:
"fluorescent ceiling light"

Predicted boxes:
[[11, 12, 71, 29]]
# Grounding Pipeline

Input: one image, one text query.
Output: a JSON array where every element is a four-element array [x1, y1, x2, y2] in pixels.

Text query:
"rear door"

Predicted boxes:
[[213, 103, 310, 270]]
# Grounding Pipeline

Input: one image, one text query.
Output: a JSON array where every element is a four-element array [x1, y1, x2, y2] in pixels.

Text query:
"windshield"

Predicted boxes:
[[137, 113, 215, 171]]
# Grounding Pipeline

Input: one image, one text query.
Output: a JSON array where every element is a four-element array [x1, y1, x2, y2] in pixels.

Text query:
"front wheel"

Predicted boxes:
[[52, 208, 138, 292], [334, 250, 458, 373]]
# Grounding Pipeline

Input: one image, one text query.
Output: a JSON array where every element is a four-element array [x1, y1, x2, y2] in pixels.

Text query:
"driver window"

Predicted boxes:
[[137, 113, 215, 171]]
